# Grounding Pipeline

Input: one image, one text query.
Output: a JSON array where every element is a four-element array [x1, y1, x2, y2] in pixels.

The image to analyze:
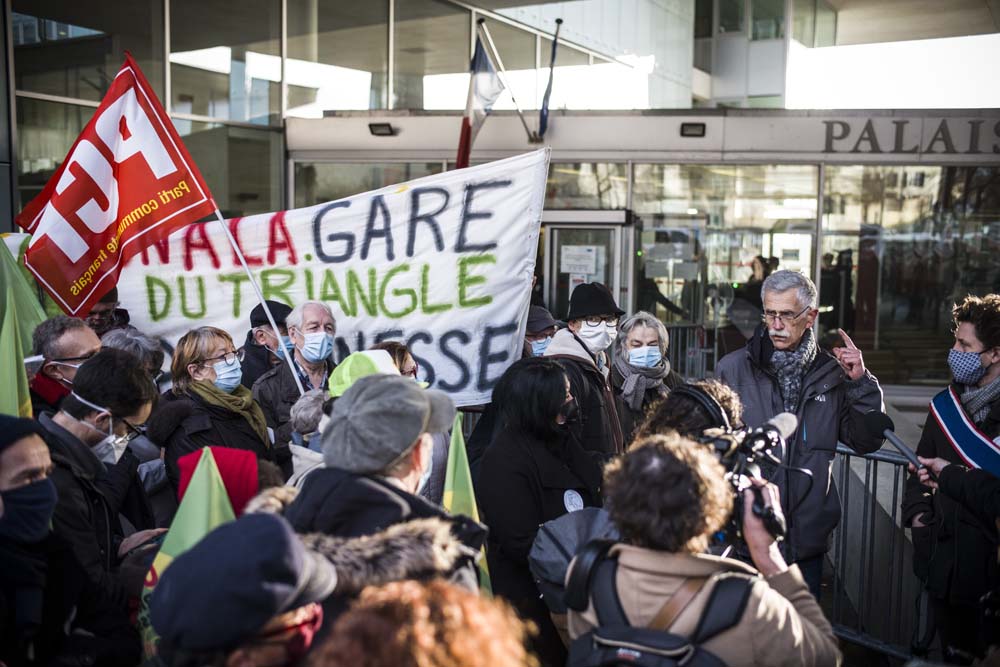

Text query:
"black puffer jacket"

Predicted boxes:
[[902, 388, 1000, 605], [716, 325, 884, 562], [0, 533, 140, 667], [146, 391, 273, 492]]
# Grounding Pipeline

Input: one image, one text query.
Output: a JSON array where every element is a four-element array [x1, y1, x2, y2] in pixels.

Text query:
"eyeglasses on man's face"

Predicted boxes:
[[762, 305, 811, 325]]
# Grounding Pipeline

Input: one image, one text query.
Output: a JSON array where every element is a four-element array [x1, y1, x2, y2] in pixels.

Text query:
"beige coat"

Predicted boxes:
[[567, 544, 842, 667]]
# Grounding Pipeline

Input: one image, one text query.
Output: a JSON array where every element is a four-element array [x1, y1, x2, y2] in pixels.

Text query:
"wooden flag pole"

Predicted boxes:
[[212, 209, 306, 397]]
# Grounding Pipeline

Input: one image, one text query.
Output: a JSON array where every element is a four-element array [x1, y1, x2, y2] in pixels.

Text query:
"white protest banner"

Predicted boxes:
[[115, 149, 550, 406]]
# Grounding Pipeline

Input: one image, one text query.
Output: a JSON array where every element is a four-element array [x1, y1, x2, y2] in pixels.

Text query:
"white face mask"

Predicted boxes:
[[70, 392, 128, 463], [577, 322, 616, 353]]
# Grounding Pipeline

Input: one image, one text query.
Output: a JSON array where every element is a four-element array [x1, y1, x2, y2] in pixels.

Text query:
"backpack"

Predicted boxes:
[[528, 508, 620, 615], [565, 540, 756, 667]]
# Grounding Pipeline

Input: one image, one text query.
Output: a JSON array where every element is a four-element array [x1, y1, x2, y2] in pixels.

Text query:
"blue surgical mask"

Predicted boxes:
[[948, 348, 992, 385], [277, 336, 295, 359], [531, 337, 552, 357], [300, 332, 334, 363], [628, 346, 662, 368], [213, 358, 243, 393], [0, 478, 58, 543]]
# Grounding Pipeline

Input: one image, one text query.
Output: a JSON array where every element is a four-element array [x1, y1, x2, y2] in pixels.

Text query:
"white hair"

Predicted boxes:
[[617, 311, 670, 359], [286, 301, 336, 332], [761, 270, 817, 309]]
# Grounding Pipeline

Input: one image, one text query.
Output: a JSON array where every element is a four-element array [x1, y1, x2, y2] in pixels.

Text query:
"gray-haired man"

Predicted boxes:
[[716, 270, 884, 599]]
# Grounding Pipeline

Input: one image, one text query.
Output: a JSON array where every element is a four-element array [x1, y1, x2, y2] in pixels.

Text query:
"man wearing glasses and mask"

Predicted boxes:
[[544, 282, 625, 456], [29, 316, 102, 416], [36, 348, 165, 612], [716, 270, 884, 600]]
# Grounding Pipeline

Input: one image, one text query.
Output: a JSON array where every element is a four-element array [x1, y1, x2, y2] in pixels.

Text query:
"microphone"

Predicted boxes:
[[862, 410, 930, 476]]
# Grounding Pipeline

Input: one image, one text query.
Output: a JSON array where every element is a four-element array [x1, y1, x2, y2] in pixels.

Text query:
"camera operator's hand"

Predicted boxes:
[[742, 479, 788, 578]]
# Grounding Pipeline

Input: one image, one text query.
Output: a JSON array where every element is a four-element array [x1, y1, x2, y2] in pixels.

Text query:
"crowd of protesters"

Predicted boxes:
[[2, 271, 999, 667]]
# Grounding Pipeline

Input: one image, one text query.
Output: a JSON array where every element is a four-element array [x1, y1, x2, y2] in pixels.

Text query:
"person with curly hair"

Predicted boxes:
[[567, 432, 841, 667], [634, 379, 743, 440], [310, 579, 538, 667]]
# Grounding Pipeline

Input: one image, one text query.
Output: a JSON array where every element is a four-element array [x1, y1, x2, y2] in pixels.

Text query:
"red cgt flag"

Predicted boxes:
[[16, 53, 216, 316]]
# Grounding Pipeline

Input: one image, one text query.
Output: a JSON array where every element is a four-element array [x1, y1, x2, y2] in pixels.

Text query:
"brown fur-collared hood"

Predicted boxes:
[[244, 486, 475, 594]]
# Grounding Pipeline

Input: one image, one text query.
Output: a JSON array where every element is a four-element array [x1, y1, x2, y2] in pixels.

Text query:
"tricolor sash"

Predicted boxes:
[[929, 387, 1000, 477]]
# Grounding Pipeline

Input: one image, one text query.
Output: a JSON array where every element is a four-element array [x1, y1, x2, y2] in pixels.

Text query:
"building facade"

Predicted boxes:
[[4, 1, 1000, 387]]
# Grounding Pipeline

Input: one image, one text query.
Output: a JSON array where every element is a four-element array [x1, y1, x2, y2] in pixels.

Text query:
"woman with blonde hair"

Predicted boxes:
[[147, 326, 273, 491]]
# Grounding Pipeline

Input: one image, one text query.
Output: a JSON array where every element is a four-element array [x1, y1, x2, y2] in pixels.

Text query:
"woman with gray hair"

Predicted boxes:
[[611, 311, 685, 443]]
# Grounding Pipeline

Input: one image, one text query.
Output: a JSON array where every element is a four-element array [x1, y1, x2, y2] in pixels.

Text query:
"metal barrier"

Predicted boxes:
[[829, 444, 923, 662]]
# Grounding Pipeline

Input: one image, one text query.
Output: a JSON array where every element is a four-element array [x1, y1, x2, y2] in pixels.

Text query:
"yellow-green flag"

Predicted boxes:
[[442, 413, 492, 596], [0, 238, 46, 417], [137, 448, 236, 665]]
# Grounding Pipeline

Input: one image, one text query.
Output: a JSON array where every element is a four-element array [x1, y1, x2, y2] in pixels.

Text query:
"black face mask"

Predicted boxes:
[[0, 478, 58, 543], [559, 398, 580, 424]]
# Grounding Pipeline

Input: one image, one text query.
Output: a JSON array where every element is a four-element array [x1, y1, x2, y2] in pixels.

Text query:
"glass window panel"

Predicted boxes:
[[16, 97, 92, 205], [633, 164, 818, 338], [178, 122, 282, 217], [170, 0, 280, 125], [820, 164, 1000, 385], [747, 95, 782, 108], [286, 1, 388, 116], [394, 0, 470, 110], [483, 18, 537, 110], [695, 0, 714, 38], [12, 1, 165, 102], [545, 163, 627, 209], [815, 0, 836, 46], [792, 0, 815, 47], [719, 0, 745, 33], [752, 0, 785, 40], [293, 162, 444, 208]]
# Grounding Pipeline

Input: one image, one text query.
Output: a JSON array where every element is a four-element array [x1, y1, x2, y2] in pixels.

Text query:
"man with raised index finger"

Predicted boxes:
[[716, 270, 884, 599]]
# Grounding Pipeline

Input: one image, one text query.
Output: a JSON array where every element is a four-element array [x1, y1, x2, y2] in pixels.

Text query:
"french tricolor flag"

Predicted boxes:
[[455, 37, 505, 169]]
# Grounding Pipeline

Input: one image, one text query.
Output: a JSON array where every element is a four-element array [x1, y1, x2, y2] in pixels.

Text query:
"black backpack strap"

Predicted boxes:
[[564, 540, 620, 616], [690, 573, 756, 644]]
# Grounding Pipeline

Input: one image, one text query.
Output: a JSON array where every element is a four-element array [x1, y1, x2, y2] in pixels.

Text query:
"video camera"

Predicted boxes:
[[667, 385, 798, 548], [699, 415, 794, 544]]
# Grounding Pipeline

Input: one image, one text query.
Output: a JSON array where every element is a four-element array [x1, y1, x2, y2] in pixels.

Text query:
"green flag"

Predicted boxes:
[[137, 448, 237, 664], [442, 413, 492, 596], [0, 238, 46, 417]]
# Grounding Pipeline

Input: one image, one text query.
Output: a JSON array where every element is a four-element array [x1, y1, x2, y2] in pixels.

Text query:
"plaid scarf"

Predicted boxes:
[[769, 328, 817, 412], [960, 373, 1000, 425]]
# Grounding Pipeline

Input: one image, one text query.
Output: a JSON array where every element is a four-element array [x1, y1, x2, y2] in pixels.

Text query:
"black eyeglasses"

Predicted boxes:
[[202, 349, 245, 366], [120, 418, 145, 443], [51, 350, 99, 363], [584, 316, 620, 327]]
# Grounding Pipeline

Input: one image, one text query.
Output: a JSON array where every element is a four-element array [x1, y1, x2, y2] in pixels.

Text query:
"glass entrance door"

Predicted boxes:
[[541, 211, 631, 320]]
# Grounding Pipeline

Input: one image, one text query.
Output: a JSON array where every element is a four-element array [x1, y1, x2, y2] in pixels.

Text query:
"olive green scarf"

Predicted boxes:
[[188, 381, 270, 449]]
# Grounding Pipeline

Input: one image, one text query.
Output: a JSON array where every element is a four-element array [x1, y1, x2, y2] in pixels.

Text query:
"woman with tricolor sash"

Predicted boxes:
[[902, 294, 1000, 664]]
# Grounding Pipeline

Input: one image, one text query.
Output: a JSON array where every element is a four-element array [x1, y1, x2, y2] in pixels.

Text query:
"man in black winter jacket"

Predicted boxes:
[[902, 294, 1000, 663], [0, 415, 140, 667], [544, 282, 625, 456], [716, 270, 884, 599], [284, 375, 486, 589], [37, 349, 165, 611]]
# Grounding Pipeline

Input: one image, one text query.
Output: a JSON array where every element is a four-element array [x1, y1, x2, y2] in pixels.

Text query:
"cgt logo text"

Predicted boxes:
[[822, 118, 1000, 155], [30, 86, 180, 264]]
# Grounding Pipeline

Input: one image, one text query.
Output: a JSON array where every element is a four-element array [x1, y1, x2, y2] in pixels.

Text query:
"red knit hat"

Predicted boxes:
[[177, 447, 259, 517]]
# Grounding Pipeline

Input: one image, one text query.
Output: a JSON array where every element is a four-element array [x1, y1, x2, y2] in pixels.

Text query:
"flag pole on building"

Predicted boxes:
[[477, 19, 537, 143], [537, 18, 563, 141], [212, 210, 306, 397]]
